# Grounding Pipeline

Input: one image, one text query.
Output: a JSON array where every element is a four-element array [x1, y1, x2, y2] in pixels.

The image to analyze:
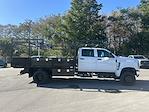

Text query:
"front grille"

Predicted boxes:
[[141, 61, 149, 65]]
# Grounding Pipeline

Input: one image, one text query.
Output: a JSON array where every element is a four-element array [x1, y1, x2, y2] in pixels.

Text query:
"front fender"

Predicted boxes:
[[115, 67, 137, 77]]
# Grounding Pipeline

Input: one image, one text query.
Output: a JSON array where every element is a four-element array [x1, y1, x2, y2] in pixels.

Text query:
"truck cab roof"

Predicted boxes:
[[79, 47, 110, 51]]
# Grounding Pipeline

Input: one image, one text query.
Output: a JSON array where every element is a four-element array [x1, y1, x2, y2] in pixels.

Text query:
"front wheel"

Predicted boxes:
[[120, 71, 136, 86]]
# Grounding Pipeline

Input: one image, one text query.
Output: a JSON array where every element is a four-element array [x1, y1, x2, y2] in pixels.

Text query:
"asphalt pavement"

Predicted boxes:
[[0, 68, 149, 112]]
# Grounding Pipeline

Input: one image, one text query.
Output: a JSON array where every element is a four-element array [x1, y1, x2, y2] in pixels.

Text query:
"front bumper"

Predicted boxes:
[[140, 65, 149, 68]]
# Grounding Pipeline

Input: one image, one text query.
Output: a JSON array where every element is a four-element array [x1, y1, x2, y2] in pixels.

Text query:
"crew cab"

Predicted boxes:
[[11, 47, 139, 85]]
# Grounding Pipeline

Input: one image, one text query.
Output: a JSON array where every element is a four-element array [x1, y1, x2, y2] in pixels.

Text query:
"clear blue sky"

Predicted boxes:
[[0, 0, 140, 25]]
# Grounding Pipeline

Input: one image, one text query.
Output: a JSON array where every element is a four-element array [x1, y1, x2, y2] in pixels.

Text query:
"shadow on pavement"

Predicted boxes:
[[36, 78, 149, 92]]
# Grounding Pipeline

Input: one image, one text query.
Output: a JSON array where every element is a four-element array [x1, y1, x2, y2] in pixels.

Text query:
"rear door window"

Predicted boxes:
[[82, 49, 94, 57]]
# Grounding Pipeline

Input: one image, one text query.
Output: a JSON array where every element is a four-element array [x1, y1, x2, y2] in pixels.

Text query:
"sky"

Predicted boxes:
[[0, 0, 140, 25]]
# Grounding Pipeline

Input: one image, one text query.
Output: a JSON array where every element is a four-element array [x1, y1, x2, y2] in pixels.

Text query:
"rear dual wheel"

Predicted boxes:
[[33, 70, 51, 84]]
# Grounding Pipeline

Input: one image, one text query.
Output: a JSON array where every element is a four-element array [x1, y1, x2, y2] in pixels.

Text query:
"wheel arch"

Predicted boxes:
[[120, 67, 137, 86], [29, 68, 52, 77], [120, 67, 137, 76]]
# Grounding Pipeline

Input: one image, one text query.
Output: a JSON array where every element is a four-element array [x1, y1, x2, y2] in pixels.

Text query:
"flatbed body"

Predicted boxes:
[[11, 57, 76, 76]]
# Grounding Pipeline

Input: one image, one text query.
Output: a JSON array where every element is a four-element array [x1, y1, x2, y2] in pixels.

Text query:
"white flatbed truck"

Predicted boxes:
[[11, 47, 139, 85]]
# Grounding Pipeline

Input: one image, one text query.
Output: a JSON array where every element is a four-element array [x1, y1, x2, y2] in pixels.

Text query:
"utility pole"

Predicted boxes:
[[10, 38, 14, 62], [37, 36, 40, 56], [28, 38, 31, 56], [26, 20, 32, 57]]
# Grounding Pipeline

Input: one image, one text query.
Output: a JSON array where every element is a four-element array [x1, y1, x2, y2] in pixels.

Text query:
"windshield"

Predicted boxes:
[[134, 56, 145, 59]]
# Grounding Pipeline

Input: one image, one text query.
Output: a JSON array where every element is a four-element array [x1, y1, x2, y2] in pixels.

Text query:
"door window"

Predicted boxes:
[[97, 50, 114, 58], [82, 49, 94, 57]]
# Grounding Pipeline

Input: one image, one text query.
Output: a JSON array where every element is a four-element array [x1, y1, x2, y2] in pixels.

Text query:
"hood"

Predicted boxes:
[[116, 56, 139, 70], [137, 58, 149, 62], [117, 56, 139, 63]]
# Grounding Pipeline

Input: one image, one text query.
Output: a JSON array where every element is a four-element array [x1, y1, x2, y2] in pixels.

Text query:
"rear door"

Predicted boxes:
[[78, 48, 96, 72]]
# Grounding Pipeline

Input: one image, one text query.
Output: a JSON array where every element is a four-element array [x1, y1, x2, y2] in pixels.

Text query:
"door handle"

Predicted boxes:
[[97, 59, 102, 60], [80, 58, 85, 60]]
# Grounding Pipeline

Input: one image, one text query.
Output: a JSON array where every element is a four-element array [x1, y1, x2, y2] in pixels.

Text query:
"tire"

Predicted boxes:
[[28, 72, 33, 77], [120, 71, 136, 86], [48, 71, 52, 80], [33, 70, 49, 84]]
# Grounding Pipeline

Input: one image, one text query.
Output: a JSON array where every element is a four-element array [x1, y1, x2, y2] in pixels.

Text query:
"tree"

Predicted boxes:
[[60, 0, 107, 56], [19, 20, 34, 39], [107, 8, 141, 55], [32, 15, 63, 56], [123, 32, 149, 55], [0, 24, 19, 38], [140, 0, 149, 31], [0, 38, 13, 58], [32, 16, 61, 39], [125, 0, 149, 55]]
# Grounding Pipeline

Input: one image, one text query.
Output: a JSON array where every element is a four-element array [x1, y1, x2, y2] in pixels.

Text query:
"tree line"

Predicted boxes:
[[0, 0, 149, 58]]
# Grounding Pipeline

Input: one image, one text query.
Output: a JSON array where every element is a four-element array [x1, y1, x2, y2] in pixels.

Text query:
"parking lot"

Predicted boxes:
[[0, 68, 149, 112]]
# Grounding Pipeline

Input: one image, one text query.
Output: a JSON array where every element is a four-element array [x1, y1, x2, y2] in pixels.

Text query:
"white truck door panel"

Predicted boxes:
[[96, 57, 116, 72], [78, 49, 96, 72], [79, 57, 96, 72], [96, 50, 117, 72]]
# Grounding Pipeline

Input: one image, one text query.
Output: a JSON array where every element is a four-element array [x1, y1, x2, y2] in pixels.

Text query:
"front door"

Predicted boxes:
[[96, 50, 117, 73]]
